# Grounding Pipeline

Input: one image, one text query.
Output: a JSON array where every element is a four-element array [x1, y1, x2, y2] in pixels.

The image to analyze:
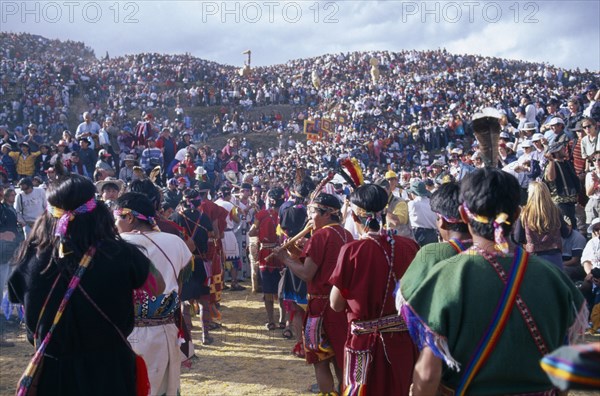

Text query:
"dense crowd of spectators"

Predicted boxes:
[[1, 32, 599, 215]]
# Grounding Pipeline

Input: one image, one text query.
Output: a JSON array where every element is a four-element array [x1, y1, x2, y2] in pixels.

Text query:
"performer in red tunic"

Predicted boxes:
[[277, 193, 353, 395], [329, 184, 419, 396], [249, 187, 285, 330], [197, 181, 227, 325]]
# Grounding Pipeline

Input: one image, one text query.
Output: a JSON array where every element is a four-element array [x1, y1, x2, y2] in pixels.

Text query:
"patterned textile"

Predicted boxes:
[[541, 343, 600, 391], [350, 313, 407, 335], [133, 289, 179, 322], [343, 348, 372, 396]]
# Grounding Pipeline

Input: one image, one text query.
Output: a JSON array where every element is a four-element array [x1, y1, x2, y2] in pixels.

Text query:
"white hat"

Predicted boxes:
[[547, 117, 565, 126], [520, 122, 537, 131], [95, 178, 125, 194], [499, 132, 510, 139], [224, 170, 238, 184], [587, 218, 600, 234], [472, 107, 502, 120], [531, 133, 544, 142], [521, 140, 533, 148]]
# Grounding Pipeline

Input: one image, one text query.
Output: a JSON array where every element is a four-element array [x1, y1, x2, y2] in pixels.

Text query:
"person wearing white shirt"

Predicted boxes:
[[585, 151, 600, 226], [407, 180, 438, 247], [116, 192, 191, 396], [14, 177, 46, 238], [75, 111, 101, 150], [580, 118, 599, 170], [583, 84, 599, 119]]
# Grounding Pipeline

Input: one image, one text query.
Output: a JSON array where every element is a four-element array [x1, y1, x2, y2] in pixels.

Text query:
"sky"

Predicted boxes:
[[1, 0, 599, 71]]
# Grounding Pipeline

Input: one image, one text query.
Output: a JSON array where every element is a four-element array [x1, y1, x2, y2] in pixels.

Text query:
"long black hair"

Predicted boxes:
[[128, 179, 161, 211], [460, 168, 520, 240], [14, 174, 122, 268], [350, 184, 388, 231], [430, 182, 469, 234], [115, 192, 157, 224]]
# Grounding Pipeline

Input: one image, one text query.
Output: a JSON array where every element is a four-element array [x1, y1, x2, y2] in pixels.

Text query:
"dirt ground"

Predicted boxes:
[[1, 288, 599, 395], [0, 287, 319, 396]]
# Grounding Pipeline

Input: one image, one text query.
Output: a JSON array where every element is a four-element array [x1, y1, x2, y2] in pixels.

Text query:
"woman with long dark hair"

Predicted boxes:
[[8, 175, 159, 395]]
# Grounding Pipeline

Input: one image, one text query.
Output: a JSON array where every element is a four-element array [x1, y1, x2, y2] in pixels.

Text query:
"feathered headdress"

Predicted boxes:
[[338, 158, 364, 189]]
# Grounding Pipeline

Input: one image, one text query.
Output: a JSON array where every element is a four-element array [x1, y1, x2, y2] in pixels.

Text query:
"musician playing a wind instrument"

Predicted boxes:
[[248, 187, 286, 330], [276, 193, 352, 396]]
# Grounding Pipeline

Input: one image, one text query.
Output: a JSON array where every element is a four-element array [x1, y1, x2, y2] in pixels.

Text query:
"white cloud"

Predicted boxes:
[[1, 0, 598, 70]]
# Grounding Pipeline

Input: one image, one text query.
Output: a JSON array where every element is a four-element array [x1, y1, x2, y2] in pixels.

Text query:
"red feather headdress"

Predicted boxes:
[[339, 158, 364, 189]]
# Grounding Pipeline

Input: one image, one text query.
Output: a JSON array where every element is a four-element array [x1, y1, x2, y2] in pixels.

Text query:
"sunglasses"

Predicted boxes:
[[582, 125, 593, 129]]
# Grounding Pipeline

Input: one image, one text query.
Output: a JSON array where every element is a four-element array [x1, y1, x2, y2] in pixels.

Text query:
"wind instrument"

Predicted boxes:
[[266, 171, 335, 260], [264, 222, 312, 261]]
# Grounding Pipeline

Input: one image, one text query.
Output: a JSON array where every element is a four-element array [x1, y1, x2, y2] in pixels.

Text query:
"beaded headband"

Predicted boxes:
[[114, 208, 160, 232], [461, 203, 510, 254], [47, 197, 97, 238]]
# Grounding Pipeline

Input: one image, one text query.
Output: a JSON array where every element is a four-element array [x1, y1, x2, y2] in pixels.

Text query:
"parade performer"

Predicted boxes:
[[279, 177, 314, 346], [171, 189, 215, 345], [215, 186, 245, 291], [400, 181, 472, 301], [9, 175, 161, 395], [329, 184, 420, 395], [277, 193, 353, 395], [398, 168, 587, 395], [248, 187, 286, 330], [197, 181, 228, 326], [232, 182, 255, 284], [115, 192, 192, 396]]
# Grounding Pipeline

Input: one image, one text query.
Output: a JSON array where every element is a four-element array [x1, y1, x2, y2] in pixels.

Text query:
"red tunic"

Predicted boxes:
[[199, 199, 227, 302], [156, 217, 185, 238], [329, 234, 419, 396], [255, 208, 283, 271], [301, 224, 352, 368]]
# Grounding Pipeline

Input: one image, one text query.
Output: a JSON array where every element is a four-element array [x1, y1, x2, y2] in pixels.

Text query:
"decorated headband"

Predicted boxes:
[[461, 203, 510, 254], [114, 208, 160, 232], [350, 202, 384, 229], [436, 212, 463, 224], [308, 203, 341, 216], [48, 197, 97, 238]]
